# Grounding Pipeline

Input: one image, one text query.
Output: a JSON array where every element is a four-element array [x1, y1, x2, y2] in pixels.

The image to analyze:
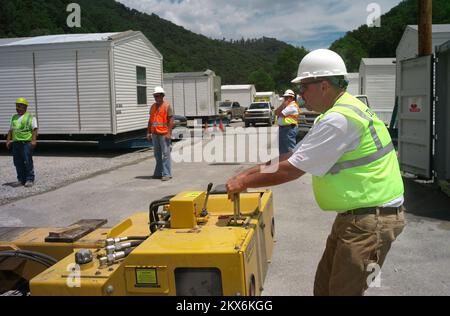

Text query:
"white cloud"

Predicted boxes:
[[117, 0, 402, 49]]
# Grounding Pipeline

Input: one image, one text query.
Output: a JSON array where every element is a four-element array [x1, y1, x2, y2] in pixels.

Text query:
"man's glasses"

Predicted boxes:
[[154, 94, 164, 98], [299, 80, 323, 94]]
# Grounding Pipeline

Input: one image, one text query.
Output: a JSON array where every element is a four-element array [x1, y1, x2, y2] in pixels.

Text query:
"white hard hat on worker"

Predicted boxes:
[[153, 86, 165, 96], [291, 49, 348, 84], [292, 49, 348, 111], [283, 89, 296, 98]]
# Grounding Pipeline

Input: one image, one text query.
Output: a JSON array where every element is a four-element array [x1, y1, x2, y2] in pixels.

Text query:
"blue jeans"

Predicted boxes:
[[152, 134, 172, 177], [12, 142, 35, 183], [279, 125, 298, 155]]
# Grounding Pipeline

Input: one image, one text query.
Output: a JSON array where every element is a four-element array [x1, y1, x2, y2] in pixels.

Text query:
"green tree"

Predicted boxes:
[[248, 69, 276, 91], [330, 36, 367, 72], [272, 46, 308, 94]]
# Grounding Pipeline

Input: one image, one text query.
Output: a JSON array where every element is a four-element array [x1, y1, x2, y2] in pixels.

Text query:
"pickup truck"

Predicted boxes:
[[219, 101, 245, 121], [244, 102, 275, 127]]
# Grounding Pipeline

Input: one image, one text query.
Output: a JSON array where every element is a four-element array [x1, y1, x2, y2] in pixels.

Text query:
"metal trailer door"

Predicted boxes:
[[398, 55, 433, 178], [436, 42, 450, 180]]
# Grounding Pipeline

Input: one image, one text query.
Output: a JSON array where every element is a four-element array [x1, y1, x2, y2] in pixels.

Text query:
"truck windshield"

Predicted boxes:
[[219, 102, 232, 108], [249, 103, 269, 110]]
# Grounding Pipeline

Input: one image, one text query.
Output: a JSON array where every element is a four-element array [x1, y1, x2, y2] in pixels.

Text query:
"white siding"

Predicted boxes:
[[34, 49, 79, 133], [0, 51, 35, 134], [164, 80, 174, 114], [184, 79, 197, 117], [396, 26, 450, 97], [360, 63, 396, 123], [196, 78, 209, 117], [173, 80, 185, 116], [346, 73, 360, 96], [114, 35, 163, 134], [397, 27, 450, 61], [163, 75, 216, 117], [221, 89, 255, 109], [77, 48, 112, 133]]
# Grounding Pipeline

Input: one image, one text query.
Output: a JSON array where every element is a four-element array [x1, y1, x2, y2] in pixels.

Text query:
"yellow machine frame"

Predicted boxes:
[[0, 189, 275, 296]]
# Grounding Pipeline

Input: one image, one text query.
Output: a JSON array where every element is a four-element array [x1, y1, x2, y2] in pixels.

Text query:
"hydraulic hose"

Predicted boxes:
[[124, 236, 148, 241], [10, 249, 58, 265], [149, 196, 175, 233], [0, 251, 57, 268]]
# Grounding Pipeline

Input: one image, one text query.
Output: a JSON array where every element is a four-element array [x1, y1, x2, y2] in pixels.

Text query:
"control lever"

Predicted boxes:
[[233, 193, 241, 224], [201, 183, 213, 217]]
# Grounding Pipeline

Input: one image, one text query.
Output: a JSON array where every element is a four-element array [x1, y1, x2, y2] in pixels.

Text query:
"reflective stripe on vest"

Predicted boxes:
[[12, 112, 33, 141], [328, 104, 394, 175], [312, 92, 404, 211], [149, 103, 170, 134], [281, 102, 300, 126]]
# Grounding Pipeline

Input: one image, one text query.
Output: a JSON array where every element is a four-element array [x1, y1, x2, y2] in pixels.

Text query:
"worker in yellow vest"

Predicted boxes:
[[147, 87, 174, 181], [6, 97, 39, 187], [275, 89, 301, 154], [226, 49, 405, 296]]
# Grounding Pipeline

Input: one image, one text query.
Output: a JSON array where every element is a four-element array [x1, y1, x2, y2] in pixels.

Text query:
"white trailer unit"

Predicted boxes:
[[221, 85, 256, 109], [0, 31, 163, 137], [396, 24, 450, 99], [254, 92, 277, 107], [359, 58, 396, 123], [396, 24, 450, 62], [346, 73, 360, 96], [163, 69, 221, 119]]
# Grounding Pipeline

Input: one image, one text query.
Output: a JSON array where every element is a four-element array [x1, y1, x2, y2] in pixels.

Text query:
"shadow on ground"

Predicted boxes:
[[0, 142, 149, 158], [403, 177, 450, 221]]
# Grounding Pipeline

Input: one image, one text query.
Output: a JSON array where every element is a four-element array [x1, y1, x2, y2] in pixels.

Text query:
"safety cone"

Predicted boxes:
[[219, 118, 224, 132]]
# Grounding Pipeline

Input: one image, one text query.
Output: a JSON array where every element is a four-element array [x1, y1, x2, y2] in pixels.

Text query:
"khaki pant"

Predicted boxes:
[[314, 209, 406, 296]]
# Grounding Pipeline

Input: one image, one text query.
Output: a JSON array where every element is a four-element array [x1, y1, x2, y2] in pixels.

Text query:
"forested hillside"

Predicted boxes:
[[0, 0, 308, 93], [330, 0, 450, 71]]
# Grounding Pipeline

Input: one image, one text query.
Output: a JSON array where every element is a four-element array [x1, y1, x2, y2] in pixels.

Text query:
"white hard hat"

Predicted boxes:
[[291, 49, 347, 83], [153, 86, 165, 95], [283, 89, 296, 98]]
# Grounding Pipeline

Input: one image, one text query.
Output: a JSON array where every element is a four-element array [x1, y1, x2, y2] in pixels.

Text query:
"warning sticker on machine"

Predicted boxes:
[[136, 268, 157, 285]]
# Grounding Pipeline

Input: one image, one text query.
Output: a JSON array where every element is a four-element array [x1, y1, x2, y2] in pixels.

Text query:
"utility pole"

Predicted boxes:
[[418, 0, 433, 56]]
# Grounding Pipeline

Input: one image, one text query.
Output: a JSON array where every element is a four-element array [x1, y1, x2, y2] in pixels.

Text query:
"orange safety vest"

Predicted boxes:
[[280, 101, 301, 126], [149, 102, 170, 135]]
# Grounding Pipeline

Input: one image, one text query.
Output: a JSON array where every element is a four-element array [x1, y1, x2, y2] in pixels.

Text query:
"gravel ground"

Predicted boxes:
[[0, 141, 156, 206]]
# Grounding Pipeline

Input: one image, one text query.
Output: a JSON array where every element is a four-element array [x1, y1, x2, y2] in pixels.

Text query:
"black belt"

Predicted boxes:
[[342, 205, 405, 216], [13, 141, 31, 144]]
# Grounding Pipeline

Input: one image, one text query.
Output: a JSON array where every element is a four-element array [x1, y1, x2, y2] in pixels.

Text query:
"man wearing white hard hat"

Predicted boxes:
[[147, 86, 173, 181], [226, 49, 405, 296], [274, 89, 301, 154]]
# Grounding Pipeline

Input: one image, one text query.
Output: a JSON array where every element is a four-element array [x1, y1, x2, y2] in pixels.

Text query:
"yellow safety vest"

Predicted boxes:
[[312, 93, 404, 211], [280, 102, 300, 126], [11, 112, 33, 142]]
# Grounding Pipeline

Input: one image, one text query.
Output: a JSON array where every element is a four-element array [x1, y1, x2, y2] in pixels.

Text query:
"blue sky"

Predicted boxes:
[[118, 0, 402, 50]]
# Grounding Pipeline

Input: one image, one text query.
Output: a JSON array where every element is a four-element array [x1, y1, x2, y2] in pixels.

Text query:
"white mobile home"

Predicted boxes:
[[163, 69, 221, 119], [359, 58, 396, 123], [396, 24, 450, 96], [396, 24, 450, 61], [254, 92, 278, 107], [346, 73, 360, 96], [221, 85, 256, 109], [0, 31, 163, 137]]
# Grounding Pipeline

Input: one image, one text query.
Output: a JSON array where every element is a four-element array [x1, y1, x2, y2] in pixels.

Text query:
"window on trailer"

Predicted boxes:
[[137, 66, 147, 105]]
